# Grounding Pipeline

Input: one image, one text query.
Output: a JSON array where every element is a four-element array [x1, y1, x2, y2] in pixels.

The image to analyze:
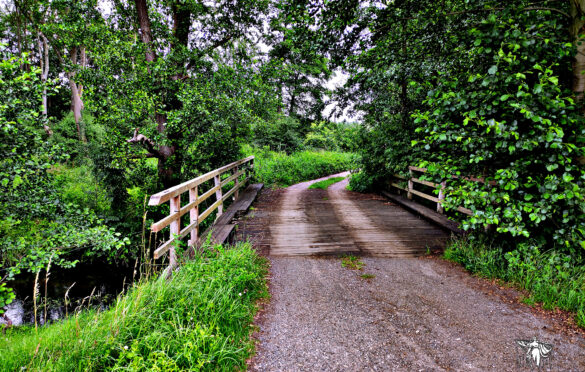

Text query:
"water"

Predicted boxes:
[[1, 262, 135, 326]]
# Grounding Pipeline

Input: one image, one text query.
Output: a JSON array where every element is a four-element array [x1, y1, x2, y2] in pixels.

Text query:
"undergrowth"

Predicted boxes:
[[308, 176, 346, 190], [243, 145, 357, 188], [0, 242, 268, 371], [444, 237, 585, 328]]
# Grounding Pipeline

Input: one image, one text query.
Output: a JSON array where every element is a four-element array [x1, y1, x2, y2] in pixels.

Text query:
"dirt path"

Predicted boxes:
[[237, 176, 585, 371]]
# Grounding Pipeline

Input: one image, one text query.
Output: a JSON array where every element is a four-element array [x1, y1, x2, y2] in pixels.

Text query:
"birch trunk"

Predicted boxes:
[[37, 33, 52, 135]]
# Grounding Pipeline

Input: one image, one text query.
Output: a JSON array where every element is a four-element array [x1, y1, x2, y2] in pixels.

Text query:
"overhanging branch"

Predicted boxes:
[[127, 128, 161, 158]]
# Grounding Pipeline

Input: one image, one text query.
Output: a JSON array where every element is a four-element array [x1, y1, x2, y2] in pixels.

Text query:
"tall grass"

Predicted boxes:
[[0, 242, 268, 371], [243, 145, 357, 188], [445, 237, 585, 328]]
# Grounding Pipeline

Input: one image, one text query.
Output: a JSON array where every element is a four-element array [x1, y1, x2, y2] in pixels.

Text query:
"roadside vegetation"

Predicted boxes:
[[445, 237, 585, 327], [0, 243, 268, 371]]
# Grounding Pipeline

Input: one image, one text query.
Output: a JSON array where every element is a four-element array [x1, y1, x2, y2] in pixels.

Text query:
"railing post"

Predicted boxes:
[[214, 175, 223, 217], [437, 181, 446, 214], [188, 186, 198, 247], [233, 165, 240, 200], [407, 169, 413, 200], [169, 195, 180, 269]]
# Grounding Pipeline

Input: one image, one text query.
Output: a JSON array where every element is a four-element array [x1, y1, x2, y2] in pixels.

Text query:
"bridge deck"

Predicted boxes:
[[237, 174, 450, 257]]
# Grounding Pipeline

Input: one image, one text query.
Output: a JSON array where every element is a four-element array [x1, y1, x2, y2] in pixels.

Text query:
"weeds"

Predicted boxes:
[[360, 274, 375, 280], [308, 177, 346, 190], [0, 242, 268, 371], [341, 255, 364, 270], [445, 237, 585, 328]]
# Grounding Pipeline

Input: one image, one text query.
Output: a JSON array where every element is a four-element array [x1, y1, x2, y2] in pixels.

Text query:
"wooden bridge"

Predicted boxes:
[[148, 157, 462, 270]]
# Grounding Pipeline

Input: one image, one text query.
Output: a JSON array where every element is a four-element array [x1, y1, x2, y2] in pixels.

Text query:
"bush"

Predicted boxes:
[[0, 242, 268, 371]]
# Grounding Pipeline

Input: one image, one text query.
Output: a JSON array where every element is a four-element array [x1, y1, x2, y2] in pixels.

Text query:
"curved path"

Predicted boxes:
[[236, 175, 585, 371], [269, 172, 447, 257]]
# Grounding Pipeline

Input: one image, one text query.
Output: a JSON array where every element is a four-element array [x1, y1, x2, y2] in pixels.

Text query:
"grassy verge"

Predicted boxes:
[[0, 242, 268, 371], [444, 237, 585, 328], [243, 145, 357, 188], [308, 176, 346, 190]]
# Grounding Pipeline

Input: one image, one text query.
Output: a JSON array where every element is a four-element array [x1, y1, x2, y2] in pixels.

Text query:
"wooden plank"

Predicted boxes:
[[150, 184, 221, 232], [393, 174, 406, 180], [410, 188, 439, 203], [391, 182, 408, 191], [408, 166, 427, 172], [381, 191, 464, 234], [188, 186, 198, 246], [214, 175, 223, 216], [220, 169, 246, 187], [457, 206, 473, 216], [214, 182, 262, 226], [199, 183, 263, 246], [411, 177, 438, 188], [149, 156, 254, 205]]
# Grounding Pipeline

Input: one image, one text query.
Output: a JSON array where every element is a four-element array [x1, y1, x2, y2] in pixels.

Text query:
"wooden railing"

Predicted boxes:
[[148, 156, 255, 269], [390, 166, 473, 216]]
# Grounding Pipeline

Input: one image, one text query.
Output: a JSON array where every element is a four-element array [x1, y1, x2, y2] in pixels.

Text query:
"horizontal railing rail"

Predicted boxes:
[[389, 166, 473, 216], [148, 156, 254, 270]]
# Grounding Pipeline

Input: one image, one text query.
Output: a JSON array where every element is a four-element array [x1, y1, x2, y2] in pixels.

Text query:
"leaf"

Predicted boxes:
[[488, 65, 498, 75]]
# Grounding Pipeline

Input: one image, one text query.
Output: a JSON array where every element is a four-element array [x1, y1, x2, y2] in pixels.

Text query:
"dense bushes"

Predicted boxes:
[[414, 10, 585, 255], [0, 242, 268, 371]]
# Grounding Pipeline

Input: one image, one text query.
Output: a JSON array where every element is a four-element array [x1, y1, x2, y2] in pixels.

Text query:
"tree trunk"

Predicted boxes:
[[133, 0, 190, 188], [69, 46, 86, 142], [37, 33, 52, 135], [135, 0, 156, 63]]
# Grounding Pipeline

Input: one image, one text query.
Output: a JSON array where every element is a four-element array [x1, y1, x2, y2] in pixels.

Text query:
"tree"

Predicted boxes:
[[84, 0, 273, 188]]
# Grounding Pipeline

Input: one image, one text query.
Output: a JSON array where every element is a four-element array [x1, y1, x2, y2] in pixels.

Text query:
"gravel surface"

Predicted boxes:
[[250, 257, 585, 371], [242, 176, 585, 372]]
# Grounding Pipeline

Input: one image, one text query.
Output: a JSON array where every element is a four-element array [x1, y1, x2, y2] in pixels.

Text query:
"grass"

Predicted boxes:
[[444, 237, 585, 328], [0, 242, 268, 371], [308, 176, 346, 190], [341, 255, 364, 270], [243, 144, 357, 188], [360, 274, 376, 280]]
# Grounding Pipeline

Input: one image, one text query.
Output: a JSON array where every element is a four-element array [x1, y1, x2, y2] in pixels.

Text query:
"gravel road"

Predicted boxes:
[[242, 177, 585, 371]]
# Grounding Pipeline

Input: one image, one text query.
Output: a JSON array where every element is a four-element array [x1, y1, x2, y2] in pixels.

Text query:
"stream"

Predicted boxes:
[[1, 262, 135, 326]]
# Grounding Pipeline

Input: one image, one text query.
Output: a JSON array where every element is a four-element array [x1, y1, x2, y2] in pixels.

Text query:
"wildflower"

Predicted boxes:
[[124, 345, 129, 350]]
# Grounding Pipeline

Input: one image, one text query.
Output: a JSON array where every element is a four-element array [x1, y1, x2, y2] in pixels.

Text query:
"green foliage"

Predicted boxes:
[[243, 144, 357, 188], [0, 47, 129, 311], [0, 242, 269, 371], [413, 7, 585, 253], [347, 171, 378, 193], [308, 176, 346, 190], [445, 237, 585, 327], [52, 164, 112, 215], [251, 114, 304, 153], [0, 283, 15, 316], [304, 121, 360, 152]]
